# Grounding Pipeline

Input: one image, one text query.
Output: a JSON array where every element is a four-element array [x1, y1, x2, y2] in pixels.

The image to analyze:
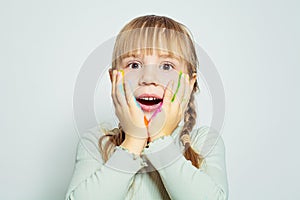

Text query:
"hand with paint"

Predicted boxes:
[[111, 69, 148, 154], [148, 72, 196, 141]]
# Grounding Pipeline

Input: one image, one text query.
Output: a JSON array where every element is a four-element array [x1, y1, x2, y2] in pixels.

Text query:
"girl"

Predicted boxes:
[[65, 15, 228, 200]]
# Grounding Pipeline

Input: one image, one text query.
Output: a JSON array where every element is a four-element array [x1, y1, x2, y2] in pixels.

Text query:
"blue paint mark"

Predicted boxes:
[[118, 84, 124, 95], [133, 96, 141, 108]]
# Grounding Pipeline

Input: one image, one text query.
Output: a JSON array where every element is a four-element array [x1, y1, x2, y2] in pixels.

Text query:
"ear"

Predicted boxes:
[[109, 68, 113, 83]]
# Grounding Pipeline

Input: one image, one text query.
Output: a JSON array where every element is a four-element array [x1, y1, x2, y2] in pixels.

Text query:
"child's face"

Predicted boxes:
[[111, 51, 195, 116]]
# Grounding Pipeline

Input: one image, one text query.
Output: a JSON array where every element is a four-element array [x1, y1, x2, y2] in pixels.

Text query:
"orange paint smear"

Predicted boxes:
[[144, 115, 149, 127], [144, 115, 151, 144]]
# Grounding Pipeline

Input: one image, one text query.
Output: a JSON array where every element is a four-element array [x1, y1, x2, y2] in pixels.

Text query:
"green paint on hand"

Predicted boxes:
[[171, 71, 183, 102]]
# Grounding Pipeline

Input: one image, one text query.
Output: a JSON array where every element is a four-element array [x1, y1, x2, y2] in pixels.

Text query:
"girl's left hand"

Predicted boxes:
[[148, 73, 193, 141]]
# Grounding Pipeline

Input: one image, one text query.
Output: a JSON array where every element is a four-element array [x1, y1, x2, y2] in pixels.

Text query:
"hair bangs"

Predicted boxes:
[[112, 27, 194, 68]]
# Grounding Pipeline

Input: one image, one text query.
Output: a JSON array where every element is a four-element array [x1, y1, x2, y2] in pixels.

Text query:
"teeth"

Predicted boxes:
[[140, 97, 157, 101]]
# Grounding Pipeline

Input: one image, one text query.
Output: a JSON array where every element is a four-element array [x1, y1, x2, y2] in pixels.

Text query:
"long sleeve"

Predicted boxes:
[[65, 130, 145, 200], [142, 126, 229, 200]]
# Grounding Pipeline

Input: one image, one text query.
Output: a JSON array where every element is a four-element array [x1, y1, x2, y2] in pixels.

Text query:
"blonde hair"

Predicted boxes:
[[99, 15, 203, 168]]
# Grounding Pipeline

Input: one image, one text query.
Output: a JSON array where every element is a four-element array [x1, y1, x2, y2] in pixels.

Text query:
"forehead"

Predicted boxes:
[[122, 49, 182, 61]]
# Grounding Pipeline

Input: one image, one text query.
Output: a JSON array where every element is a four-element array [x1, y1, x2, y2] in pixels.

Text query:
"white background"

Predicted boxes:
[[1, 0, 299, 199]]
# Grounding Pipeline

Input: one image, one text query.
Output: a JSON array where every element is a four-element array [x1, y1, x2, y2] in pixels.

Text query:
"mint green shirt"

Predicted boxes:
[[65, 125, 228, 200]]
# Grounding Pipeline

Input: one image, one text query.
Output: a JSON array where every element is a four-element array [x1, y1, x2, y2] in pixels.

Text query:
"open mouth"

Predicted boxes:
[[136, 97, 162, 105], [136, 95, 163, 112]]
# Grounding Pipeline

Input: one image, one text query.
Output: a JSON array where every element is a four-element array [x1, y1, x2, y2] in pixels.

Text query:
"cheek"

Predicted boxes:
[[123, 71, 139, 91], [157, 70, 180, 87]]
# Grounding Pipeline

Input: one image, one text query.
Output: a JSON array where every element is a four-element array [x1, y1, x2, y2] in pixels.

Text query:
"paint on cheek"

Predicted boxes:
[[171, 71, 183, 102]]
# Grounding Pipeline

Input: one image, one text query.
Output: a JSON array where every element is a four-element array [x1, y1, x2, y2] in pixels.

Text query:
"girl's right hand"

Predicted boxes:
[[111, 70, 148, 153]]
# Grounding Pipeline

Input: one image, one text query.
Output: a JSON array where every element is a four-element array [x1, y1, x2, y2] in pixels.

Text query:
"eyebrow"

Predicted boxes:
[[122, 53, 181, 61]]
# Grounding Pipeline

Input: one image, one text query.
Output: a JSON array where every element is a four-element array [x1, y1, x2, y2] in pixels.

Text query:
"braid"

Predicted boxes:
[[180, 89, 204, 168], [98, 123, 125, 162]]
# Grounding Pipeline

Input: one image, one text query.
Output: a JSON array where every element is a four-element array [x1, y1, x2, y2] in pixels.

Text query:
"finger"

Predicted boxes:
[[124, 80, 140, 109], [183, 73, 191, 101], [171, 71, 183, 103], [181, 73, 191, 111], [162, 80, 174, 107], [115, 70, 127, 106], [178, 72, 188, 104], [111, 70, 119, 106]]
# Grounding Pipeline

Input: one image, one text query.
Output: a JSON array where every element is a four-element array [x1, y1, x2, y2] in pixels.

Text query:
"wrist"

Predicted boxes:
[[121, 135, 147, 155]]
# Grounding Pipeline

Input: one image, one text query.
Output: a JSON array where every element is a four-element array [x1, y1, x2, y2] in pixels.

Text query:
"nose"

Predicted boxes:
[[138, 64, 159, 86]]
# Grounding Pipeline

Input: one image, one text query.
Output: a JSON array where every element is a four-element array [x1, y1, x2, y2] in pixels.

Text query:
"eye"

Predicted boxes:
[[159, 63, 174, 71], [127, 61, 142, 70]]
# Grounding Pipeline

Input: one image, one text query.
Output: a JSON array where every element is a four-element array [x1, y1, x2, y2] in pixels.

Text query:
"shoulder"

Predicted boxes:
[[75, 125, 107, 163]]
